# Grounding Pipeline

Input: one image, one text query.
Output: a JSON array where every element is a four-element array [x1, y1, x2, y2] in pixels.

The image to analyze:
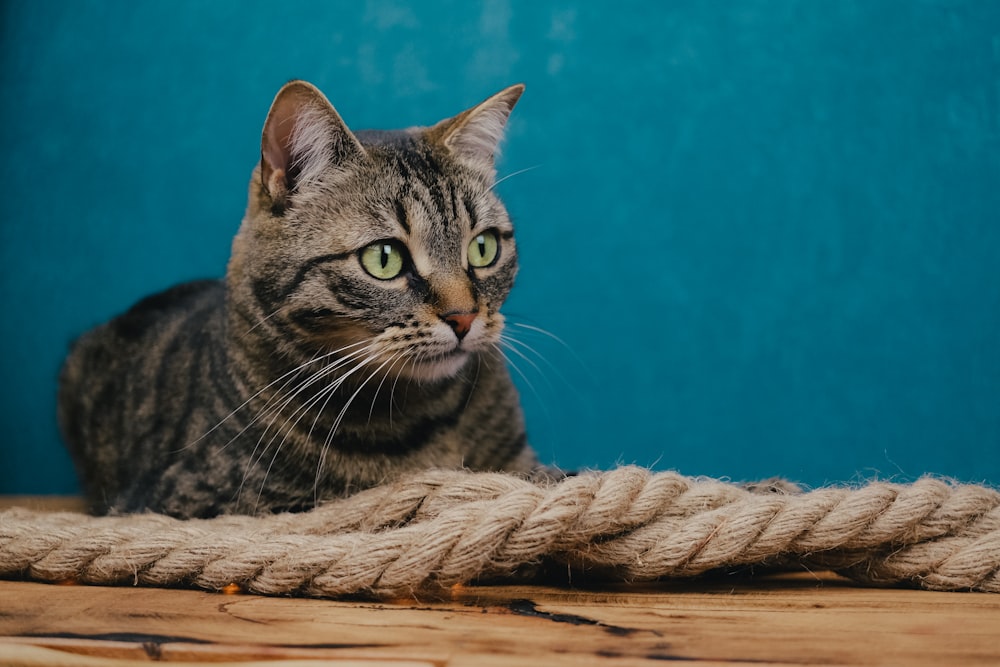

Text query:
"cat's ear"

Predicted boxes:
[[260, 80, 366, 206], [428, 84, 524, 176]]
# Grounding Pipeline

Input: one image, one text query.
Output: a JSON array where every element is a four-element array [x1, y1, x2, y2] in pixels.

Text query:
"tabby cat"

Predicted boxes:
[[58, 80, 548, 519]]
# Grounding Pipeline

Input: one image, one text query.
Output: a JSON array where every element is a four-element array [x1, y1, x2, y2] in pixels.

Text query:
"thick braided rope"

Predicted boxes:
[[1, 467, 998, 597]]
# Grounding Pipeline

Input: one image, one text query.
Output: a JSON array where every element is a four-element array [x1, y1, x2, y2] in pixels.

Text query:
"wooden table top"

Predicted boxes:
[[2, 496, 999, 666]]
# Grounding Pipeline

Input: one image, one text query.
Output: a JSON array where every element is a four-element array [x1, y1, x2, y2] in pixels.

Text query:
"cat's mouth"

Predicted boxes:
[[403, 349, 471, 382]]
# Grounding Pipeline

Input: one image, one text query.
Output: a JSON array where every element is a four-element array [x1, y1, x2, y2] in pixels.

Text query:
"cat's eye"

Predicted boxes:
[[360, 241, 406, 280], [468, 230, 500, 268]]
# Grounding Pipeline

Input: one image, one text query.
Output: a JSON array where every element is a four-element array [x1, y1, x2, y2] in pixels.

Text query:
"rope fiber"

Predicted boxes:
[[2, 467, 998, 597]]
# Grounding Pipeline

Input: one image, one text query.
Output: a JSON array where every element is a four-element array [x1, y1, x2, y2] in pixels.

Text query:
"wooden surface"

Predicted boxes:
[[2, 497, 999, 666]]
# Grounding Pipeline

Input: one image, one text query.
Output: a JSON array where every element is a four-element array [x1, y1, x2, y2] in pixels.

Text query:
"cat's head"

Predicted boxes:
[[229, 80, 524, 382]]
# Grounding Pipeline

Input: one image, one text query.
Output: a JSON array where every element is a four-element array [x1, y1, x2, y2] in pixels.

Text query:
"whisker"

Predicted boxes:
[[313, 351, 401, 504], [239, 357, 346, 504], [463, 351, 483, 412], [368, 351, 406, 424], [507, 319, 594, 381], [388, 353, 412, 428], [306, 350, 382, 442], [493, 339, 565, 466], [509, 321, 568, 345], [233, 344, 371, 464], [496, 339, 561, 424], [498, 336, 546, 381], [491, 164, 541, 191], [251, 364, 358, 512], [224, 351, 334, 455], [241, 306, 284, 338], [246, 343, 384, 510], [258, 349, 375, 469], [237, 343, 375, 505], [499, 333, 572, 395], [500, 329, 592, 413], [492, 341, 543, 411], [182, 339, 369, 452]]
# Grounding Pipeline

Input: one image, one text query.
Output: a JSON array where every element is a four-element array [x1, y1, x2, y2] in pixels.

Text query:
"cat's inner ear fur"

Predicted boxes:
[[428, 83, 524, 176], [260, 80, 366, 207]]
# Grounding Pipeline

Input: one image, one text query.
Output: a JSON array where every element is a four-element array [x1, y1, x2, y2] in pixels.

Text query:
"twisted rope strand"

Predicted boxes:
[[1, 467, 998, 597]]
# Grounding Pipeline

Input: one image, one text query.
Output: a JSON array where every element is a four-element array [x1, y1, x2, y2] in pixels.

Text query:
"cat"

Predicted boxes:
[[58, 80, 550, 519]]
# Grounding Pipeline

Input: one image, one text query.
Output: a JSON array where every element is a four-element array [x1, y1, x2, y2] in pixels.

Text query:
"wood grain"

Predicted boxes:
[[2, 497, 999, 666]]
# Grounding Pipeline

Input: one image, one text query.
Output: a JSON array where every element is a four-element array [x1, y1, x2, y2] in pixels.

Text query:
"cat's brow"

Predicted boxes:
[[463, 196, 478, 229], [393, 199, 410, 235]]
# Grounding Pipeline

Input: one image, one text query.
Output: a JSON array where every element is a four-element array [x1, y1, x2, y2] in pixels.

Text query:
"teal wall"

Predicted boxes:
[[2, 1, 998, 494]]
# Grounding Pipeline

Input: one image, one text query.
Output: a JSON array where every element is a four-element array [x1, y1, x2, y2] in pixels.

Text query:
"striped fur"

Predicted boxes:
[[59, 81, 545, 519]]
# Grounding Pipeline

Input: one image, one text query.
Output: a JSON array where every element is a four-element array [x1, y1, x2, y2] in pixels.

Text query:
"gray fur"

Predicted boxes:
[[59, 81, 545, 518]]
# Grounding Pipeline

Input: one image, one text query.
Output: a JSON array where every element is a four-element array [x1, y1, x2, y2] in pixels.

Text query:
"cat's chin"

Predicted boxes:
[[401, 351, 471, 383]]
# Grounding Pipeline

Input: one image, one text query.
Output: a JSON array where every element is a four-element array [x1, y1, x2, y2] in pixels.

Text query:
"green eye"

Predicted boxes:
[[360, 241, 405, 279], [468, 230, 500, 268]]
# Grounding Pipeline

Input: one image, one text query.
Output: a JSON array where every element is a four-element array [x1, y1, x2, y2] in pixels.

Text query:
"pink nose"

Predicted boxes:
[[441, 312, 476, 340]]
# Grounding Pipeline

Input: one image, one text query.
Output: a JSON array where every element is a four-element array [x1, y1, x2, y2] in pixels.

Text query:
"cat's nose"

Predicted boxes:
[[441, 312, 476, 340]]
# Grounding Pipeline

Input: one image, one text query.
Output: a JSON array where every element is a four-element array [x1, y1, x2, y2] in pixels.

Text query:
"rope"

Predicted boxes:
[[1, 467, 998, 598]]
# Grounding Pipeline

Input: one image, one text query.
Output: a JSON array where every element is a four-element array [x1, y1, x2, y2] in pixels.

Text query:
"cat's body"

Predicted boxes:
[[59, 81, 543, 518]]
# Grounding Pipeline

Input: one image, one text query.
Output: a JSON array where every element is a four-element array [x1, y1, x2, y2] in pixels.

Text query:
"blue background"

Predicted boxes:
[[2, 1, 998, 494]]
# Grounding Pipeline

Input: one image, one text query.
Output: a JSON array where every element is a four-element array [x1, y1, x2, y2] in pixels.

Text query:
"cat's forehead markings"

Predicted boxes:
[[393, 199, 411, 235], [462, 194, 479, 230]]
